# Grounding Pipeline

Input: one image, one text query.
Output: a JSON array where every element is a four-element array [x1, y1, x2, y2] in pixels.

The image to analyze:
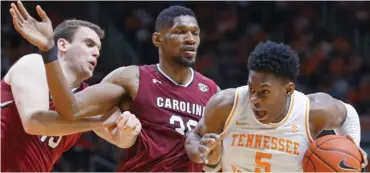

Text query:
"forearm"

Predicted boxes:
[[334, 102, 361, 146], [40, 45, 78, 120], [94, 127, 138, 148], [26, 110, 104, 136]]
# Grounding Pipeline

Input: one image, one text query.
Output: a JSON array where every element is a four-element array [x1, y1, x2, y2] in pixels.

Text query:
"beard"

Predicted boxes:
[[172, 56, 196, 67]]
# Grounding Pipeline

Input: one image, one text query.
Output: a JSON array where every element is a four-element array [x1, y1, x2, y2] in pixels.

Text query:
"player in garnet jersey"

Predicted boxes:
[[2, 1, 141, 171], [31, 4, 220, 172]]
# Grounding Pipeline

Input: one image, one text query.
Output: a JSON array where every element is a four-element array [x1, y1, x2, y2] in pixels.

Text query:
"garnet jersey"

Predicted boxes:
[[116, 64, 218, 172], [1, 80, 88, 172]]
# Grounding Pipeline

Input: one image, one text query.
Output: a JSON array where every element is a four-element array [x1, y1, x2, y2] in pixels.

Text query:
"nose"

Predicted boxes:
[[250, 94, 261, 108], [92, 47, 100, 58], [184, 31, 196, 45]]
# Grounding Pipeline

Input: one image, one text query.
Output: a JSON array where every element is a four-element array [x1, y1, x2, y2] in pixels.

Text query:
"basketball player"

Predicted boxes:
[[2, 1, 141, 171], [185, 41, 368, 172], [16, 3, 219, 172]]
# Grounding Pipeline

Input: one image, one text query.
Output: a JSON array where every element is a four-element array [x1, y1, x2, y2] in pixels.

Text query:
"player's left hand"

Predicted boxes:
[[9, 0, 54, 51], [346, 135, 368, 168], [198, 131, 228, 165]]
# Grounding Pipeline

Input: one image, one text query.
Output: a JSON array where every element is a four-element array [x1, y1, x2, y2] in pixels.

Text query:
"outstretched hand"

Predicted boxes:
[[9, 0, 54, 51]]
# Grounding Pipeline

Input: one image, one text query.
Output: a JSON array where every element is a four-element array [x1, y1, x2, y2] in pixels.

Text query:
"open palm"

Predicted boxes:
[[9, 0, 54, 51]]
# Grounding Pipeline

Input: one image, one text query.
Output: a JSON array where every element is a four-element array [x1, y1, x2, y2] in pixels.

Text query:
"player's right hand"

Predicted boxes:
[[198, 131, 228, 165], [116, 111, 142, 137], [9, 0, 54, 51]]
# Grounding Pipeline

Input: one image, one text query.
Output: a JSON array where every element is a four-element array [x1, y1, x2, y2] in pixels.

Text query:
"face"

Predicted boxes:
[[247, 70, 295, 124], [153, 15, 200, 67], [58, 26, 101, 80]]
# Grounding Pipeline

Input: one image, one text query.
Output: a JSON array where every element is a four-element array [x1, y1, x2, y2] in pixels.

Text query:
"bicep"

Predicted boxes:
[[72, 67, 137, 118], [73, 82, 126, 118]]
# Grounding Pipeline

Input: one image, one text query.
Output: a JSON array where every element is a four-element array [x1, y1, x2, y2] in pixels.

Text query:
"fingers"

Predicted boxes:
[[117, 111, 141, 136], [16, 0, 31, 20], [9, 8, 23, 33], [36, 5, 50, 22], [10, 3, 25, 23]]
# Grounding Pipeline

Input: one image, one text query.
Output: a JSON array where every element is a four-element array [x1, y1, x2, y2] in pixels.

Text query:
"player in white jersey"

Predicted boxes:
[[185, 41, 368, 172]]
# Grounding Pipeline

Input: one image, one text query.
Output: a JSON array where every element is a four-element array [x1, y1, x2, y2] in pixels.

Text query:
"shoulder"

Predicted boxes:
[[9, 53, 44, 72], [7, 54, 45, 84], [206, 88, 236, 116], [102, 65, 139, 84], [307, 92, 347, 128], [307, 92, 339, 114]]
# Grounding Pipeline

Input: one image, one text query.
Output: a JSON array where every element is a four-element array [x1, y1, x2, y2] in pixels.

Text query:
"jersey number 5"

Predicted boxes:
[[255, 151, 272, 172], [41, 136, 62, 149], [169, 115, 198, 135]]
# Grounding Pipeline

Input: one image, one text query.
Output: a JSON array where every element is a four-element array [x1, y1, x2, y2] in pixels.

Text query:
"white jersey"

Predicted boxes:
[[221, 85, 313, 172]]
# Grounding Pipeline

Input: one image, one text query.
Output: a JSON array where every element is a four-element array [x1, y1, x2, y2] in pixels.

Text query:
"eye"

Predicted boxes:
[[192, 31, 200, 36], [249, 88, 255, 94], [262, 90, 270, 94], [174, 30, 183, 34], [86, 41, 94, 47]]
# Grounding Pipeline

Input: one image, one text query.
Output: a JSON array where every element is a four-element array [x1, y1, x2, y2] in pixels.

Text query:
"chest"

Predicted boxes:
[[130, 76, 213, 135]]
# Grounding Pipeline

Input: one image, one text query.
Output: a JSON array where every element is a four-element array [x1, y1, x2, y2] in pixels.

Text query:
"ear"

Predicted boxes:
[[286, 82, 295, 96], [57, 38, 70, 52], [152, 32, 162, 47]]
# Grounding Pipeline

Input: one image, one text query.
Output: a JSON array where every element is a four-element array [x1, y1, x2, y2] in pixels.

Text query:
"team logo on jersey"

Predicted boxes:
[[198, 83, 209, 92], [291, 124, 298, 133]]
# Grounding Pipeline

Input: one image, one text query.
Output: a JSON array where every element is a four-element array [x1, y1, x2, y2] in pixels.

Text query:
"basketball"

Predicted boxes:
[[303, 135, 362, 172]]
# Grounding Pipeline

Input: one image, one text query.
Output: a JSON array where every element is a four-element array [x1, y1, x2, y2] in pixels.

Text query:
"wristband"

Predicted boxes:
[[39, 45, 58, 64]]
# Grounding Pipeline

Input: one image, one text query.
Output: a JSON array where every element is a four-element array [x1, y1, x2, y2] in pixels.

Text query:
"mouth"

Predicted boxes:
[[182, 47, 196, 57], [253, 109, 268, 121], [88, 61, 96, 70]]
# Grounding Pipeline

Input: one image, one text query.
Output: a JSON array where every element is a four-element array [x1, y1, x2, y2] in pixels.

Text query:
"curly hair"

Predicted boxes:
[[155, 5, 196, 31], [248, 40, 300, 81]]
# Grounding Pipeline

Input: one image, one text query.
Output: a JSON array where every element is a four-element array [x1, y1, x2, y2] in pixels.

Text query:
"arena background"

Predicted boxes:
[[1, 1, 369, 171]]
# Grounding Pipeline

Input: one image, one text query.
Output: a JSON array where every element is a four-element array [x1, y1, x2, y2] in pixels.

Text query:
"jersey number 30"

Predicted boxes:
[[40, 136, 62, 148], [169, 115, 197, 135], [255, 152, 272, 172]]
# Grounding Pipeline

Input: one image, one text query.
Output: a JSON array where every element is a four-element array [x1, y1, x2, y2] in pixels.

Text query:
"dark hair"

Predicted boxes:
[[248, 40, 300, 81], [53, 19, 105, 43], [155, 5, 196, 31]]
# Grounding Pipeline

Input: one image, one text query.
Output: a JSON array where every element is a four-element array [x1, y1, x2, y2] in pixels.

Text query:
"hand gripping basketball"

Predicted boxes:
[[9, 0, 54, 51], [198, 131, 228, 165], [116, 111, 142, 136], [347, 136, 368, 168]]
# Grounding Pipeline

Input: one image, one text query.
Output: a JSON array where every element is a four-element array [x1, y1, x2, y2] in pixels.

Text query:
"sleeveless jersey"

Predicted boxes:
[[1, 80, 88, 172], [222, 85, 312, 172], [116, 64, 218, 172]]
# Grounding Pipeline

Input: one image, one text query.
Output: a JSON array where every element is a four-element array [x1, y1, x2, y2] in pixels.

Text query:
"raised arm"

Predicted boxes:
[[6, 54, 118, 136], [9, 0, 134, 120], [185, 88, 235, 167]]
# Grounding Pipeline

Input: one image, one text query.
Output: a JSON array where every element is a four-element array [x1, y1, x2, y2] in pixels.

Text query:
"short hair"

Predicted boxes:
[[247, 40, 300, 81], [155, 5, 196, 31], [53, 19, 105, 43]]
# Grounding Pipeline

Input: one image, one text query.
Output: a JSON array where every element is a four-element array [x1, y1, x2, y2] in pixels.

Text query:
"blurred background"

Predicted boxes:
[[1, 1, 370, 171]]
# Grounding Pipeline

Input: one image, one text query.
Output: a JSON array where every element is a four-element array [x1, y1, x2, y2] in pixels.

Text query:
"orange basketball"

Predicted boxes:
[[303, 135, 362, 172]]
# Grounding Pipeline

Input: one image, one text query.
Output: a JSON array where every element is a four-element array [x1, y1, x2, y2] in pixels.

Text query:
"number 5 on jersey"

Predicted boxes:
[[255, 152, 272, 172]]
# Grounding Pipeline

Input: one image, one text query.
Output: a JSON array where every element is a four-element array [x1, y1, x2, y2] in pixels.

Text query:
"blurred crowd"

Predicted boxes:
[[1, 1, 369, 171]]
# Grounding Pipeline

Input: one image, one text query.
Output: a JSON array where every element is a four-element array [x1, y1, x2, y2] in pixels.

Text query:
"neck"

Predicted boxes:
[[158, 58, 192, 86], [59, 59, 83, 89], [271, 95, 291, 123]]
